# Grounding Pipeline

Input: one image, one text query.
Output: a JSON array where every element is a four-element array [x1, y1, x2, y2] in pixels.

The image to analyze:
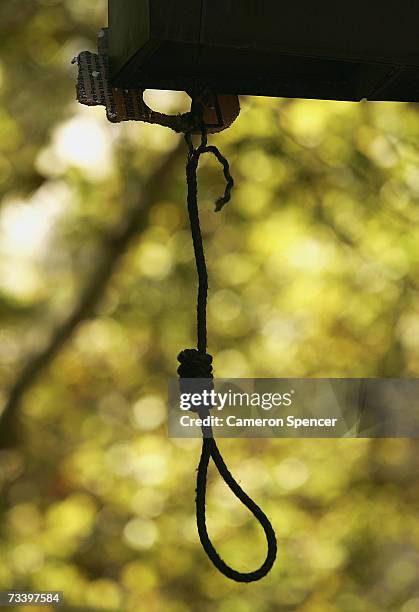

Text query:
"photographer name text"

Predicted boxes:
[[179, 414, 339, 429]]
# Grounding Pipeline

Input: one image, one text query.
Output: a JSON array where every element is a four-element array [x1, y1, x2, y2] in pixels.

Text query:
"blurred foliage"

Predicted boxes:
[[1, 2, 419, 611]]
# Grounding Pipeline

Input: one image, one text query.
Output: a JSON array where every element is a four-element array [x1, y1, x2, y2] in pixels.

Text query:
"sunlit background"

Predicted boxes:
[[1, 2, 419, 611]]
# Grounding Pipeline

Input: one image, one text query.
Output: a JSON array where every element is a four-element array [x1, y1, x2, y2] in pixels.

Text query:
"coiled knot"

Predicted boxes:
[[177, 349, 214, 413], [177, 349, 213, 378]]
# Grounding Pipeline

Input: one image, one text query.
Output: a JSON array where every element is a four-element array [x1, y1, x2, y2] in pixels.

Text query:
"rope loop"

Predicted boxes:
[[197, 437, 278, 582]]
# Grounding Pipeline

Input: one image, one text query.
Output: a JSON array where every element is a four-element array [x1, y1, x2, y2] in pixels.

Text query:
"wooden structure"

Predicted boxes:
[[108, 0, 419, 101]]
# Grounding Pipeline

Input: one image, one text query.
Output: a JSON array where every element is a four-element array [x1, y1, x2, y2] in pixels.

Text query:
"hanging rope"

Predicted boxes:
[[177, 127, 277, 582]]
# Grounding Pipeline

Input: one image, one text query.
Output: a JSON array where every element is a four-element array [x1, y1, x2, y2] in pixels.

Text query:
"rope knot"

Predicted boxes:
[[177, 348, 213, 378], [177, 349, 214, 413]]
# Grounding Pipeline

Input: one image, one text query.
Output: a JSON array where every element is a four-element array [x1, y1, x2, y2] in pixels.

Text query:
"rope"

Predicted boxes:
[[178, 128, 277, 582]]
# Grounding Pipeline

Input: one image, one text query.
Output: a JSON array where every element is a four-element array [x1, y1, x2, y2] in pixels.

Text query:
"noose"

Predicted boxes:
[[177, 126, 277, 582]]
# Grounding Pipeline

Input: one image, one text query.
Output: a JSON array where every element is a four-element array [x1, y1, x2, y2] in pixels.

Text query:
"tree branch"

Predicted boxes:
[[0, 137, 185, 448]]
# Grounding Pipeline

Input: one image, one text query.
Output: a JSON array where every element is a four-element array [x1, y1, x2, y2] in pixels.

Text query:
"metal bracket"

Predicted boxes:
[[73, 29, 240, 134]]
